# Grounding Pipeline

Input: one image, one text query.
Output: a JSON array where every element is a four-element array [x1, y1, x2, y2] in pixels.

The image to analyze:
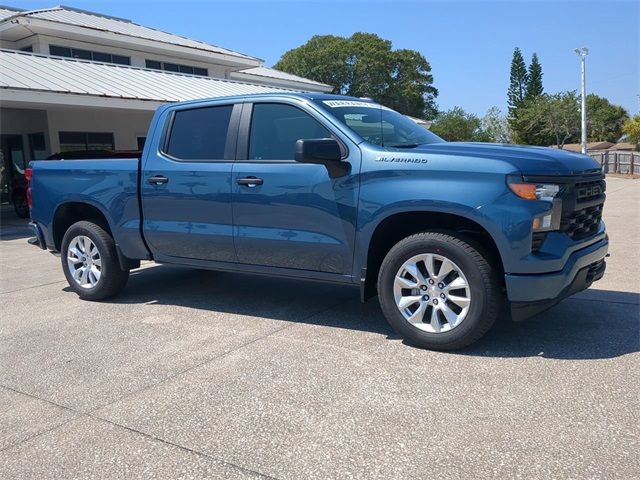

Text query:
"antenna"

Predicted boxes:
[[379, 102, 384, 147]]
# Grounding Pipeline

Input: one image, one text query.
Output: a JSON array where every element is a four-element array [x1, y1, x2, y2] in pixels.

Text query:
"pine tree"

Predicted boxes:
[[507, 47, 529, 116], [526, 53, 544, 99]]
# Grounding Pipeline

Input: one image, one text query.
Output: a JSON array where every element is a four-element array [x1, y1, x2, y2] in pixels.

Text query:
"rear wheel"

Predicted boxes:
[[61, 221, 129, 300], [378, 232, 501, 350]]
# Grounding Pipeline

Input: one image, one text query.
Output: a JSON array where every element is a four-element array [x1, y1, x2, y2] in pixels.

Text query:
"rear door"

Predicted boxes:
[[141, 102, 239, 262], [231, 101, 360, 275]]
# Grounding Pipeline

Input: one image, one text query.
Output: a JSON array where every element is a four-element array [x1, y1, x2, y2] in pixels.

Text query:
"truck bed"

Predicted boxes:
[[29, 158, 150, 260]]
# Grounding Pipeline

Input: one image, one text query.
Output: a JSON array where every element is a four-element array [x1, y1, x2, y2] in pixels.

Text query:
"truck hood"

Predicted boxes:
[[405, 142, 601, 176]]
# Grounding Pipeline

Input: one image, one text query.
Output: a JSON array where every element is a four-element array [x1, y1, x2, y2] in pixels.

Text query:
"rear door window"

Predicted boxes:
[[165, 105, 233, 160]]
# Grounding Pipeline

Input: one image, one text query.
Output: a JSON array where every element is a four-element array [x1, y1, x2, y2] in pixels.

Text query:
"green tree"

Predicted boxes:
[[507, 47, 529, 115], [481, 106, 512, 143], [512, 92, 580, 148], [430, 107, 491, 142], [274, 35, 351, 94], [274, 33, 438, 118], [622, 114, 640, 150], [380, 48, 438, 119], [526, 53, 544, 99], [586, 94, 629, 142], [346, 33, 395, 101]]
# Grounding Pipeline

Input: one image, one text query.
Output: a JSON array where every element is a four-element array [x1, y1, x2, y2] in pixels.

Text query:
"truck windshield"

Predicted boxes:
[[316, 100, 444, 148]]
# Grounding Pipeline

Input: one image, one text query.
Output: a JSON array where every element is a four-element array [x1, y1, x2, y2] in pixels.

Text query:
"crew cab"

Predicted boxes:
[[27, 93, 608, 350]]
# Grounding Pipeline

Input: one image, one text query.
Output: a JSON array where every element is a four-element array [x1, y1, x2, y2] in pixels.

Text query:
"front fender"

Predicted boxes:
[[352, 168, 540, 279]]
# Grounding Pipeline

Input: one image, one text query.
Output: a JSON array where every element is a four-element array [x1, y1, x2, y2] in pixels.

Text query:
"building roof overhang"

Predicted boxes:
[[0, 49, 294, 110]]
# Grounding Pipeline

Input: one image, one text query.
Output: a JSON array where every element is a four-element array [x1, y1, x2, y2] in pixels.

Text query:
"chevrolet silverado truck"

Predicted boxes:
[[27, 93, 608, 350]]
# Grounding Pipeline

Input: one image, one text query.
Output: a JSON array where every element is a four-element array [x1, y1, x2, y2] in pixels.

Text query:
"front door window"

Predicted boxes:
[[248, 103, 331, 161]]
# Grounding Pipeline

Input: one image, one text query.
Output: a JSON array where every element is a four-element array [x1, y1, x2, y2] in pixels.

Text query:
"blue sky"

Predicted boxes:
[[13, 0, 640, 117]]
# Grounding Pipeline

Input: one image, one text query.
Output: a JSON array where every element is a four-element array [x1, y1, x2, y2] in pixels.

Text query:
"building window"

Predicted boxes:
[[1, 134, 26, 179], [145, 60, 162, 70], [20, 46, 33, 52], [112, 55, 130, 65], [49, 45, 130, 65], [59, 132, 115, 153], [28, 133, 47, 160], [145, 59, 207, 76]]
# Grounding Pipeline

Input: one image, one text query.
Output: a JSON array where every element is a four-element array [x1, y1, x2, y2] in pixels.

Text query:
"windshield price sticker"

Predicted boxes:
[[323, 100, 393, 110]]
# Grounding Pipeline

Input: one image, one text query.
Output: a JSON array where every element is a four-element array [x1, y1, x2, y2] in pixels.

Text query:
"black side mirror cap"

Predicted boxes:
[[295, 138, 342, 164]]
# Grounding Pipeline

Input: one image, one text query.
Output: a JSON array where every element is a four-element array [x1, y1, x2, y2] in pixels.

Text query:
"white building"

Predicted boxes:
[[0, 4, 331, 207]]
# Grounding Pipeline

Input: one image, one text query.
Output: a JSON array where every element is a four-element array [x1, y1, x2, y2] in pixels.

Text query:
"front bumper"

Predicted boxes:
[[506, 236, 608, 321]]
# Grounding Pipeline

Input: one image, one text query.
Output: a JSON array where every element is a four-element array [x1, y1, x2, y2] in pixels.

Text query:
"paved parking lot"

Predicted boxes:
[[0, 176, 638, 479]]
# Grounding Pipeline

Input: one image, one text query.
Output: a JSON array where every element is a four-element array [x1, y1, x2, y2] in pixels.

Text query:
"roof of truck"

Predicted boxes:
[[167, 92, 379, 107]]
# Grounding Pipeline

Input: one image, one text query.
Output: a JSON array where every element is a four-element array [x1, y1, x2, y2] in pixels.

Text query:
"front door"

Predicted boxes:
[[232, 102, 360, 275], [141, 103, 239, 263]]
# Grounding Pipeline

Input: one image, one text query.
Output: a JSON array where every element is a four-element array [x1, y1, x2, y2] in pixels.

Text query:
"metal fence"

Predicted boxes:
[[588, 150, 640, 175]]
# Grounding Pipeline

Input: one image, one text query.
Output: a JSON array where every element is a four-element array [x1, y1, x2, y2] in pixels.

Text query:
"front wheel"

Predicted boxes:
[[377, 232, 501, 351], [61, 221, 129, 300]]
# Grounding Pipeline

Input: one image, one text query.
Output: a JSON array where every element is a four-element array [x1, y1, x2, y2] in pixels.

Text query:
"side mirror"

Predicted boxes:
[[295, 138, 342, 164]]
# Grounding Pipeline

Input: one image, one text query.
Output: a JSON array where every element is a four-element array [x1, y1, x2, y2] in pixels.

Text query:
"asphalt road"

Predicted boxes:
[[0, 176, 638, 479]]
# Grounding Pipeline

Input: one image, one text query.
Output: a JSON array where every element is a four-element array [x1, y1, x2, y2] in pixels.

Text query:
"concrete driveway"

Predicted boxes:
[[0, 177, 638, 479]]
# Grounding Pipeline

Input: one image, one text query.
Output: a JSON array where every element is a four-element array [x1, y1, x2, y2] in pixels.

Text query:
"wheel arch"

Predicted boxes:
[[361, 210, 505, 301], [52, 201, 113, 251], [53, 201, 140, 270]]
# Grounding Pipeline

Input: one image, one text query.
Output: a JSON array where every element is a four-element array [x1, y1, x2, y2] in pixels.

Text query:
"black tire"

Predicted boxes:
[[61, 221, 129, 300], [12, 192, 29, 218], [377, 232, 501, 351]]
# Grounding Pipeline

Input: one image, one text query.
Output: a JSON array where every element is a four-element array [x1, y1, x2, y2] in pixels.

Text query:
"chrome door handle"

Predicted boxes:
[[148, 175, 169, 185], [237, 176, 263, 187]]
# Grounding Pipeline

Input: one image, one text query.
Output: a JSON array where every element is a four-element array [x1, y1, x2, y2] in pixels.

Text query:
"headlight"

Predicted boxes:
[[507, 176, 562, 232], [534, 184, 560, 202], [508, 178, 560, 202]]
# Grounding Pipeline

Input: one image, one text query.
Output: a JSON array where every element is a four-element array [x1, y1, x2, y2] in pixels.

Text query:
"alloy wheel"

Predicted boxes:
[[67, 235, 102, 289], [393, 253, 471, 333]]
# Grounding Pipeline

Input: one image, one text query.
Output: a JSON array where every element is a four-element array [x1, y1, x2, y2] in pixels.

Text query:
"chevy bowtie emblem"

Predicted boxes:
[[577, 184, 602, 199]]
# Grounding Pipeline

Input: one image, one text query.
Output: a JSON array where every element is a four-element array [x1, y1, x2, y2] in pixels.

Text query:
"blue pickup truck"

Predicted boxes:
[[27, 93, 608, 350]]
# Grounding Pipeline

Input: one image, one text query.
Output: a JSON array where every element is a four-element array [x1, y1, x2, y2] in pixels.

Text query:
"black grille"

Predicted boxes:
[[560, 203, 603, 240], [524, 173, 605, 243], [575, 180, 606, 202]]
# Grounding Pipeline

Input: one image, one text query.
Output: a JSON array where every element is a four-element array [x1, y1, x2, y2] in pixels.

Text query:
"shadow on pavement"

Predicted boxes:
[[0, 205, 31, 241], [465, 289, 639, 360], [68, 264, 639, 361]]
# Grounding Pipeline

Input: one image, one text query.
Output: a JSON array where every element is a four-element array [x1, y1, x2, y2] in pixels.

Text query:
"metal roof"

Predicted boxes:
[[0, 5, 22, 20], [0, 49, 293, 104], [1, 5, 259, 61], [233, 67, 332, 89]]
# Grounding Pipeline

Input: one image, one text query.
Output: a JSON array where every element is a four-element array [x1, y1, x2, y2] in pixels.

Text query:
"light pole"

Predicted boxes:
[[574, 47, 589, 154]]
